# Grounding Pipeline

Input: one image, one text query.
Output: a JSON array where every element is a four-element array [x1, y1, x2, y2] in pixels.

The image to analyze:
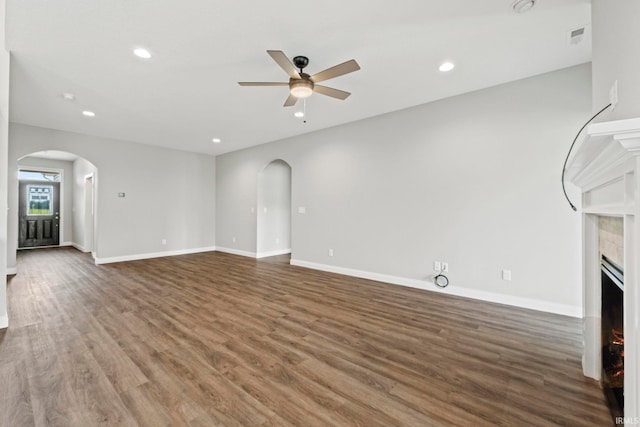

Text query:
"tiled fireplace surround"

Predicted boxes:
[[567, 117, 640, 421]]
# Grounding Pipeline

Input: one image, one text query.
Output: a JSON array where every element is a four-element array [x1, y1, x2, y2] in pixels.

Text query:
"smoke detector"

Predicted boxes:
[[512, 0, 536, 13]]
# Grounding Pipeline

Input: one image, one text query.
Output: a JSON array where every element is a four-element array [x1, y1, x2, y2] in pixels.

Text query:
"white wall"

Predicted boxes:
[[257, 159, 291, 256], [592, 0, 640, 119], [8, 124, 216, 267], [217, 64, 591, 316], [0, 0, 9, 328], [17, 157, 74, 245], [72, 157, 97, 252]]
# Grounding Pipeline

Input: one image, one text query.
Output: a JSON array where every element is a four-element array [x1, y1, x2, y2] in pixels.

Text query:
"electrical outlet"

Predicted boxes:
[[442, 262, 449, 272], [232, 236, 236, 243], [328, 249, 334, 257], [434, 261, 441, 271], [502, 269, 512, 281], [161, 239, 167, 245], [610, 80, 618, 110], [275, 238, 280, 244]]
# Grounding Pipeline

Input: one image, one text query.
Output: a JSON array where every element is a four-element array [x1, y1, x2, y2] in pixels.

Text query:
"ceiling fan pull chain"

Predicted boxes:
[[303, 98, 307, 123]]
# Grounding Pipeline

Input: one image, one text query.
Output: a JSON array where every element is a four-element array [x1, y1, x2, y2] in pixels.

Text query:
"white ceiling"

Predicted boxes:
[[5, 0, 591, 156]]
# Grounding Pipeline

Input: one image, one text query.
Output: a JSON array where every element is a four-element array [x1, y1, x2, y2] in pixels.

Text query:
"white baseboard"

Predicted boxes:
[[6, 266, 17, 275], [71, 243, 89, 253], [256, 248, 291, 259], [95, 246, 217, 265], [289, 259, 582, 318], [0, 313, 7, 329], [215, 247, 257, 258], [61, 241, 73, 247]]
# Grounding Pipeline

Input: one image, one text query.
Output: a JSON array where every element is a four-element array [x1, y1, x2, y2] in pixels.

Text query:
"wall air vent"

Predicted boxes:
[[570, 27, 586, 45]]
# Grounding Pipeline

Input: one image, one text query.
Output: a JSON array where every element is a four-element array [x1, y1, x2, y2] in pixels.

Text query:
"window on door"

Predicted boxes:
[[27, 185, 54, 215]]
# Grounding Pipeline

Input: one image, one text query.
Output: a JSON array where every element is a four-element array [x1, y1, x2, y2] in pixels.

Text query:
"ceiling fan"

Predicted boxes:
[[238, 50, 360, 107]]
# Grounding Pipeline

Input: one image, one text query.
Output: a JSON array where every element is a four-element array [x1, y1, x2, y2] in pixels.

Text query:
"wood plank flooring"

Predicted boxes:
[[1, 247, 611, 426]]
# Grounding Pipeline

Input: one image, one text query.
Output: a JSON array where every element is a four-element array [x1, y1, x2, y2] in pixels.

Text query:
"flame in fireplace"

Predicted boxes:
[[608, 329, 624, 385]]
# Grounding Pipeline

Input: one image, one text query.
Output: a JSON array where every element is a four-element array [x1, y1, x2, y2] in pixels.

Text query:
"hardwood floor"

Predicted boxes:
[[1, 247, 610, 426]]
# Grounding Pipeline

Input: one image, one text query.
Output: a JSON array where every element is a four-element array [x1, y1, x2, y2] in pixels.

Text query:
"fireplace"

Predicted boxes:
[[601, 255, 624, 420], [565, 117, 640, 421]]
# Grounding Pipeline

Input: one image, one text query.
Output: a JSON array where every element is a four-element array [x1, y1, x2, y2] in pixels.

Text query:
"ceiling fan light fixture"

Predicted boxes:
[[290, 80, 314, 98]]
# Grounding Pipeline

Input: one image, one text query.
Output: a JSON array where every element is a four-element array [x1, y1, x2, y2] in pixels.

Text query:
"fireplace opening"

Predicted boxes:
[[601, 255, 624, 421]]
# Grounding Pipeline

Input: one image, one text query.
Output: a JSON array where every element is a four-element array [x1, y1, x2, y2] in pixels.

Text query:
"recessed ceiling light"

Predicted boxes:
[[61, 93, 76, 101], [212, 138, 221, 144], [133, 47, 152, 59], [512, 0, 535, 13], [294, 111, 305, 118], [82, 110, 96, 117], [439, 62, 455, 72]]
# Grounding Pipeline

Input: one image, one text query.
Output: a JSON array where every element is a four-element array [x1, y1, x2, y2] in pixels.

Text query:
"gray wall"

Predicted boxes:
[[8, 124, 216, 268], [216, 64, 591, 313], [17, 157, 74, 245], [592, 0, 640, 119], [0, 0, 9, 328]]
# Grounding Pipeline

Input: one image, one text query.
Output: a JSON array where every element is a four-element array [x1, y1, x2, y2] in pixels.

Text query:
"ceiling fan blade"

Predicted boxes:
[[314, 85, 351, 100], [310, 59, 360, 83], [283, 94, 298, 107], [238, 82, 289, 86], [267, 50, 301, 79]]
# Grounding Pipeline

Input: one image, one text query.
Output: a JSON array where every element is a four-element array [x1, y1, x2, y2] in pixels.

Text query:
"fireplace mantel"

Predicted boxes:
[[567, 117, 640, 421]]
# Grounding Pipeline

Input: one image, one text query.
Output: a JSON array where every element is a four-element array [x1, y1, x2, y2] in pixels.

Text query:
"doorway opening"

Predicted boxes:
[[84, 175, 95, 256], [257, 159, 292, 259], [18, 169, 62, 248], [12, 150, 98, 264]]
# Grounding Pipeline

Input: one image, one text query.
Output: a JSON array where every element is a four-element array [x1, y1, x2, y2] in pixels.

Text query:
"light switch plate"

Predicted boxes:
[[610, 80, 618, 110]]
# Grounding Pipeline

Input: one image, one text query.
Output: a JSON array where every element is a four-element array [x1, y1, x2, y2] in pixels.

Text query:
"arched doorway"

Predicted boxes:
[[8, 150, 98, 272], [257, 159, 292, 258]]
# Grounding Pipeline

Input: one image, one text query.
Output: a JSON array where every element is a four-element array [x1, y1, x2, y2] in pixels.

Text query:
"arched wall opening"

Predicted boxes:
[[8, 150, 98, 273], [256, 159, 292, 258]]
